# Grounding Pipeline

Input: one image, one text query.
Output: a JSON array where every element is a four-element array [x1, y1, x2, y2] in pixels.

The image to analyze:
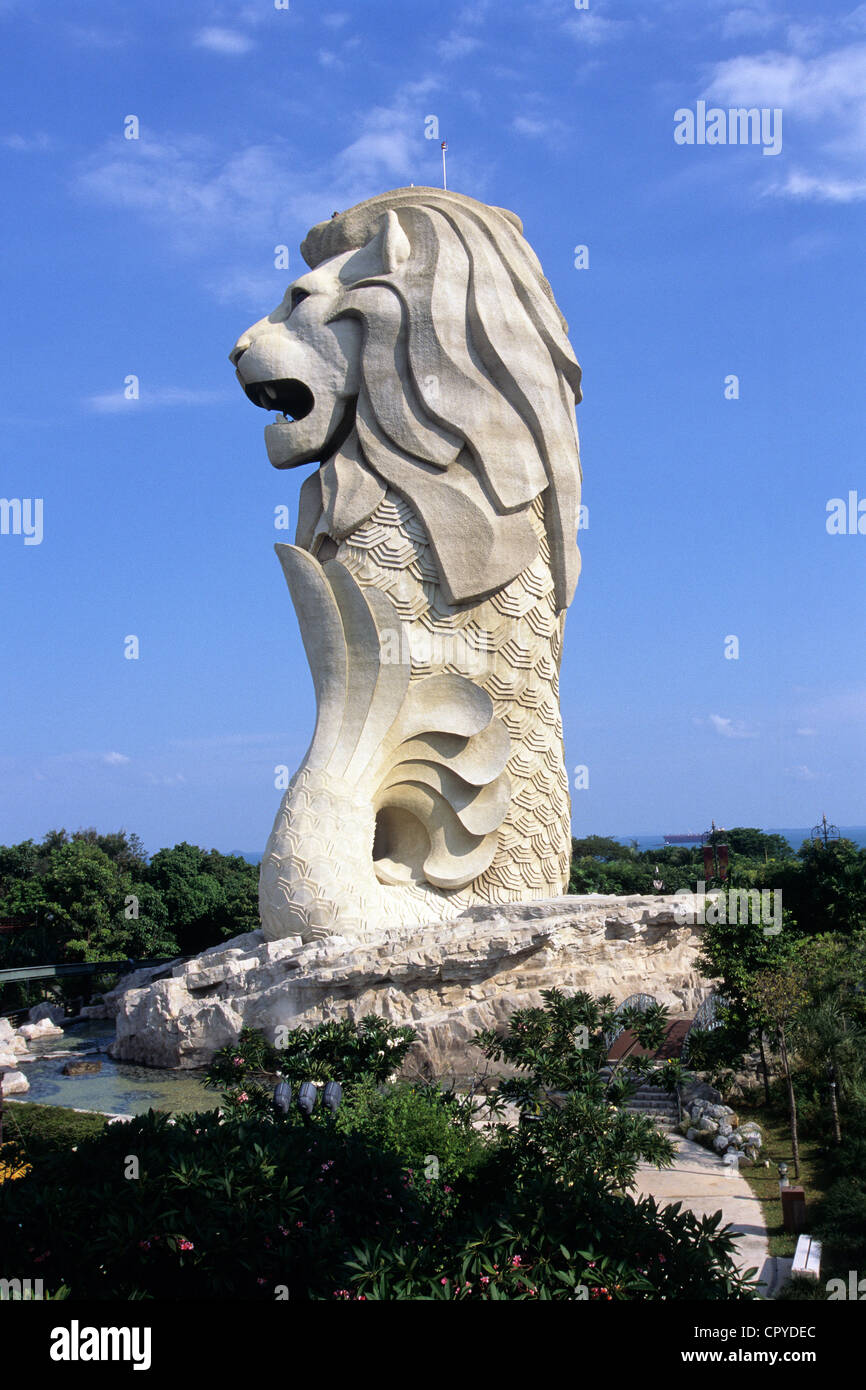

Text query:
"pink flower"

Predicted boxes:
[[511, 1255, 522, 1267], [178, 1239, 194, 1252], [440, 1277, 449, 1285], [237, 1092, 249, 1103], [138, 1240, 152, 1251]]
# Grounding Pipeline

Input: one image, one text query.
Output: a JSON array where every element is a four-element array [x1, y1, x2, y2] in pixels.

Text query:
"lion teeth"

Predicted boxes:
[[263, 385, 277, 401]]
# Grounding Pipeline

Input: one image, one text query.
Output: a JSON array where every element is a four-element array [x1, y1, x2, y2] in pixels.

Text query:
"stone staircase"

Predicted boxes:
[[599, 1066, 680, 1133]]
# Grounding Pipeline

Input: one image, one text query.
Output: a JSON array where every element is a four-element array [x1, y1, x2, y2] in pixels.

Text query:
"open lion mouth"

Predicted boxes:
[[243, 377, 315, 422]]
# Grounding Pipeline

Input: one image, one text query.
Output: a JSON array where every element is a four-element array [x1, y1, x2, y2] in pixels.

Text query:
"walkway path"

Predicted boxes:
[[633, 1133, 784, 1297]]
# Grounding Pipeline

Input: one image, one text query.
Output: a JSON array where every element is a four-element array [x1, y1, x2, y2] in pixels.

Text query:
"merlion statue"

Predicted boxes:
[[230, 187, 583, 942]]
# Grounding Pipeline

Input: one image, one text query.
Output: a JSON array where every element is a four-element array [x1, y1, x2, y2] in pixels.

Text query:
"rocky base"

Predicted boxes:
[[680, 1095, 764, 1166], [105, 895, 712, 1073]]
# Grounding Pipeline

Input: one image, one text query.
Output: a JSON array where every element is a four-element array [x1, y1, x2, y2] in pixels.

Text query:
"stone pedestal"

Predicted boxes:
[[105, 895, 711, 1073]]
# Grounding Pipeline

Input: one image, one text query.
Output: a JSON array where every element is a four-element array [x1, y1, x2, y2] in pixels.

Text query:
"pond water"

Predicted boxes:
[[13, 1021, 219, 1116]]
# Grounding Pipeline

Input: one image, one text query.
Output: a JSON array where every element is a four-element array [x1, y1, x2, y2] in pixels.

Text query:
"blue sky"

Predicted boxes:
[[1, 0, 864, 855]]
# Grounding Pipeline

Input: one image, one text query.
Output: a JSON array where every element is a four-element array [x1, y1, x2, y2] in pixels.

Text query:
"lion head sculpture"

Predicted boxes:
[[230, 186, 582, 609]]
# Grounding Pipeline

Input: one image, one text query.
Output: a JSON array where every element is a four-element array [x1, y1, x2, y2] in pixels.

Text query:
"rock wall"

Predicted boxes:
[[106, 895, 713, 1073]]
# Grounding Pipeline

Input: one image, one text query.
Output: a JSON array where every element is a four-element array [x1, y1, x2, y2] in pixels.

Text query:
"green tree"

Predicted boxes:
[[570, 835, 633, 861], [725, 828, 795, 861], [695, 896, 798, 1099], [750, 966, 810, 1178], [474, 989, 675, 1193], [40, 840, 131, 961], [145, 843, 257, 954]]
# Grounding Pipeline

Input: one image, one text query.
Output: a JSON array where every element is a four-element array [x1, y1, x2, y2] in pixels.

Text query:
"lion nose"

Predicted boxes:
[[229, 337, 250, 367]]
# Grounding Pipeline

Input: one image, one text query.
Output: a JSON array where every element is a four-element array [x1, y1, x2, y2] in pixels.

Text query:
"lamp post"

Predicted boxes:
[[828, 1064, 842, 1144], [296, 1081, 318, 1119], [273, 1080, 291, 1118], [322, 1081, 342, 1115]]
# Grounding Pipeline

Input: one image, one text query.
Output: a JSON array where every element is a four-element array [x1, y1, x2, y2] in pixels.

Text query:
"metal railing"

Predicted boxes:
[[0, 957, 183, 1019], [603, 992, 660, 1051]]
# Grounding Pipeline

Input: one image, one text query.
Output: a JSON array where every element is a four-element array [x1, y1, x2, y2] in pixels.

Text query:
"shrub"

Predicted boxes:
[[336, 1079, 486, 1185], [0, 1104, 757, 1301]]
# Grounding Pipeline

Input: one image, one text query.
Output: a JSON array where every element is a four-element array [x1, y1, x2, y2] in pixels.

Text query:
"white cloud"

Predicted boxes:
[[767, 169, 866, 202], [1, 132, 52, 152], [784, 764, 819, 781], [322, 12, 351, 29], [62, 23, 129, 49], [194, 27, 254, 55], [511, 115, 566, 139], [209, 269, 292, 308], [563, 13, 631, 46], [102, 751, 131, 766], [721, 6, 780, 40], [707, 714, 758, 739], [75, 78, 445, 270], [706, 45, 866, 127], [796, 727, 817, 737], [437, 33, 482, 61], [86, 387, 233, 414], [799, 688, 866, 724], [705, 40, 866, 200]]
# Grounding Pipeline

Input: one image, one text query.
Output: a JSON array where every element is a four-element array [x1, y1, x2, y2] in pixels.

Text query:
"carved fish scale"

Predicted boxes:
[[258, 486, 571, 941]]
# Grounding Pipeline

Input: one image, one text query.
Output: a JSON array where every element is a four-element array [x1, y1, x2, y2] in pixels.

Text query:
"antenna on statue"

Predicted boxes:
[[441, 139, 448, 190]]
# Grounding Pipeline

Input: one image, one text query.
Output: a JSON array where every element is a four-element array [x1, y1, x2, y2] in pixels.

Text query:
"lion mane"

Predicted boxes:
[[295, 187, 583, 610]]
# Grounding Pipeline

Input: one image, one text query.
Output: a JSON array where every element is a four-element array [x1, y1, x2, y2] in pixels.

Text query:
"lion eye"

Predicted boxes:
[[290, 288, 311, 313]]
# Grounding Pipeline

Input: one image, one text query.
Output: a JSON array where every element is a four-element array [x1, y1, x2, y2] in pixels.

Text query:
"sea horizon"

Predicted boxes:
[[229, 825, 866, 863]]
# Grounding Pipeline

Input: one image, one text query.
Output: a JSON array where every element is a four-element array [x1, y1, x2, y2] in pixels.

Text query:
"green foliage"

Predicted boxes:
[[812, 1107, 866, 1268], [777, 1275, 829, 1301], [145, 843, 258, 954], [0, 1102, 108, 1169], [724, 828, 794, 861], [335, 1079, 486, 1186], [474, 989, 676, 1193], [0, 1097, 757, 1301], [570, 835, 633, 861], [204, 1019, 418, 1116], [0, 1108, 440, 1300], [0, 829, 259, 1004], [567, 829, 865, 932], [0, 1005, 761, 1301]]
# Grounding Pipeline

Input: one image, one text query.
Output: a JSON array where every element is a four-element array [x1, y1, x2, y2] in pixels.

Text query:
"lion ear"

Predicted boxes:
[[380, 209, 411, 275]]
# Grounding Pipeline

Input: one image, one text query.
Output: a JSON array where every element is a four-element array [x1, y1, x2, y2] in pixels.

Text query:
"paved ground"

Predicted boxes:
[[633, 1133, 786, 1296]]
